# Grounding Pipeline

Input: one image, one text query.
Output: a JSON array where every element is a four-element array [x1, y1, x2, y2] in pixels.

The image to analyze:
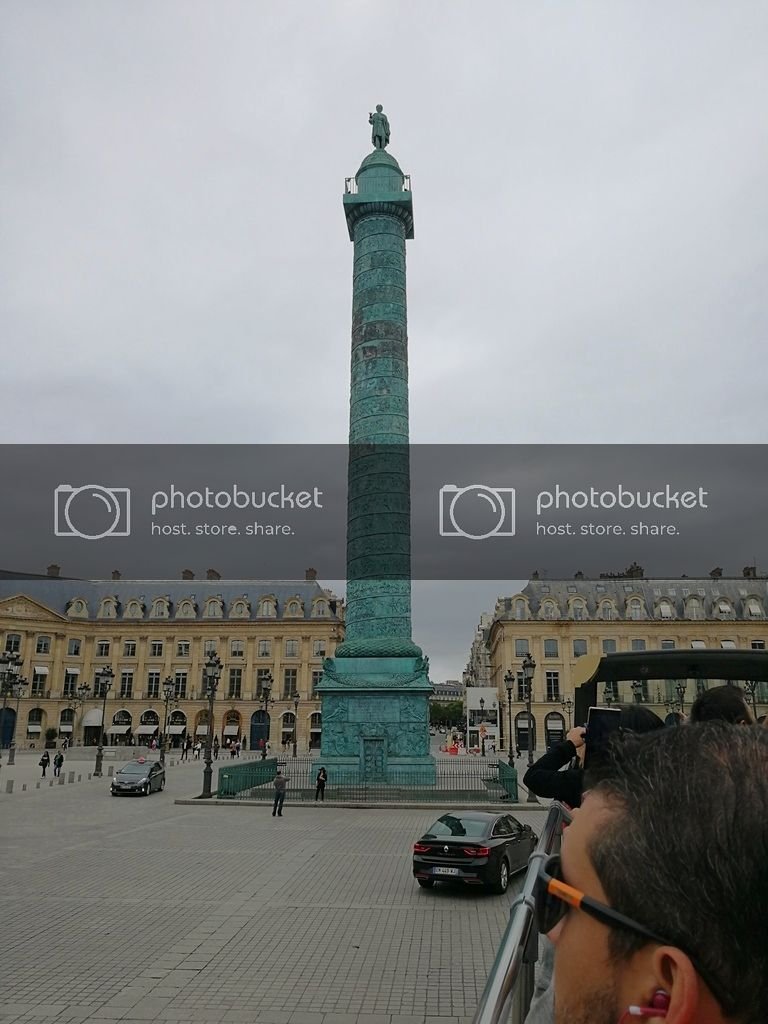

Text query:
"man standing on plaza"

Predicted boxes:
[[272, 770, 287, 817]]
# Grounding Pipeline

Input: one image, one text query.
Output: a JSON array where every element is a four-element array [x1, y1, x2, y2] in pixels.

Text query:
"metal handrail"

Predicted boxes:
[[472, 802, 572, 1024]]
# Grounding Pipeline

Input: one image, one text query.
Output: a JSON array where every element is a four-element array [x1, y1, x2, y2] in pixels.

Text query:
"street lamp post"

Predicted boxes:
[[6, 676, 28, 765], [631, 680, 644, 704], [504, 670, 515, 765], [743, 680, 759, 720], [201, 652, 222, 799], [560, 696, 573, 730], [0, 651, 22, 760], [522, 653, 539, 804], [260, 672, 274, 759], [675, 682, 687, 715], [292, 693, 300, 758], [93, 667, 115, 777], [479, 697, 486, 757], [68, 681, 92, 749], [161, 676, 176, 764]]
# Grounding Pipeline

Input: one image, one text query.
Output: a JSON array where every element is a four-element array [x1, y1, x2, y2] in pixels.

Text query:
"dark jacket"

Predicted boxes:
[[523, 739, 583, 808]]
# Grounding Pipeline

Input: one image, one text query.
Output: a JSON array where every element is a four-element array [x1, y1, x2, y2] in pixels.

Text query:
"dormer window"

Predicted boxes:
[[203, 598, 223, 619], [747, 599, 763, 617], [286, 600, 303, 617], [256, 598, 277, 618], [125, 600, 144, 618], [230, 600, 250, 618], [513, 599, 527, 621], [717, 600, 734, 618], [658, 600, 674, 620], [628, 598, 644, 621], [599, 602, 616, 621], [311, 599, 329, 618], [150, 598, 169, 618], [571, 601, 586, 621], [686, 598, 703, 620], [541, 601, 558, 620], [176, 600, 196, 619]]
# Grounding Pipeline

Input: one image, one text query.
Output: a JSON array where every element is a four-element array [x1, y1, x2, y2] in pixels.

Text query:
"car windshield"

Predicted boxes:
[[118, 764, 148, 775], [424, 814, 489, 838]]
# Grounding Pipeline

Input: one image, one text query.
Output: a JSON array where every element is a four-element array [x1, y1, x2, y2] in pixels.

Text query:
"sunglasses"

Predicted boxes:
[[535, 854, 732, 1014]]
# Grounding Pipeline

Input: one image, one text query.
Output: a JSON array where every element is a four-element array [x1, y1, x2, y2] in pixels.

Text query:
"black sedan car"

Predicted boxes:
[[413, 810, 537, 894], [111, 758, 165, 797]]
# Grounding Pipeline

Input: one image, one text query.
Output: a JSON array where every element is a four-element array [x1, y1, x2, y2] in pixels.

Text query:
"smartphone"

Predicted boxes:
[[583, 706, 622, 770]]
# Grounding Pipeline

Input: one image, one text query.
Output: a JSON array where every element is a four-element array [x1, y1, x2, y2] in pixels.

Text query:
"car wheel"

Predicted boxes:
[[417, 878, 435, 889], [143, 783, 150, 796], [490, 859, 510, 895], [159, 777, 165, 791]]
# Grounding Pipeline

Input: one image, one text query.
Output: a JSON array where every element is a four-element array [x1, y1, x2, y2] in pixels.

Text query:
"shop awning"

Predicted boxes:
[[196, 725, 211, 735], [223, 724, 239, 736], [34, 665, 49, 674], [59, 724, 73, 733], [82, 708, 103, 727], [136, 725, 158, 735], [27, 724, 42, 733], [168, 725, 186, 735], [109, 725, 130, 734], [65, 666, 81, 674]]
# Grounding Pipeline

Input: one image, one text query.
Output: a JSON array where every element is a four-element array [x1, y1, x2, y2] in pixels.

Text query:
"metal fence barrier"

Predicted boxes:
[[220, 755, 519, 804], [472, 802, 572, 1024]]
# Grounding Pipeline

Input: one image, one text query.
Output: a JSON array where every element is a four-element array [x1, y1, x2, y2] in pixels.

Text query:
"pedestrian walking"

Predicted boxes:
[[39, 750, 50, 778], [235, 739, 241, 757], [213, 737, 220, 760], [194, 741, 201, 760], [62, 737, 69, 752], [53, 751, 64, 777], [230, 742, 237, 759], [272, 771, 287, 816], [515, 746, 521, 759], [315, 766, 327, 802]]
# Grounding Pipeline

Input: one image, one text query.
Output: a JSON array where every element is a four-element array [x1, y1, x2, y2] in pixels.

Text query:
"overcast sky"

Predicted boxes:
[[3, 2, 767, 682]]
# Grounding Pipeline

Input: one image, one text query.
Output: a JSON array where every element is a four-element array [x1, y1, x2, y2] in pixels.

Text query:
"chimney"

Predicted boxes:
[[531, 570, 539, 580], [709, 567, 723, 579], [305, 567, 317, 581], [111, 569, 122, 581], [206, 569, 221, 581], [181, 569, 195, 581], [46, 563, 60, 578], [574, 571, 584, 580], [743, 566, 757, 579]]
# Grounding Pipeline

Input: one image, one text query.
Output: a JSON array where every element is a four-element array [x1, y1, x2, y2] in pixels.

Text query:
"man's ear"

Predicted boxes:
[[651, 948, 701, 1024]]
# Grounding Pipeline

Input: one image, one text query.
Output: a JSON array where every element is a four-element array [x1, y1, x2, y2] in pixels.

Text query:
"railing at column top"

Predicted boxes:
[[471, 801, 572, 1024]]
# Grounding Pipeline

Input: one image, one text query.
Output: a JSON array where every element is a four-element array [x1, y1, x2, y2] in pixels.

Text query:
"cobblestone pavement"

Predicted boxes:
[[0, 766, 548, 1024]]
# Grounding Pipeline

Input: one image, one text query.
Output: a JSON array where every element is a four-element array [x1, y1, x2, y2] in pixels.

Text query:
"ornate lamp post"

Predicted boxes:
[[631, 680, 644, 704], [560, 696, 573, 730], [160, 676, 177, 764], [0, 651, 22, 760], [93, 667, 115, 777], [522, 653, 539, 804], [604, 683, 614, 706], [200, 651, 222, 799], [67, 681, 92, 749], [260, 671, 274, 759], [675, 682, 687, 714], [6, 676, 28, 765], [504, 669, 515, 765], [292, 693, 300, 758], [479, 697, 486, 757], [743, 680, 759, 720]]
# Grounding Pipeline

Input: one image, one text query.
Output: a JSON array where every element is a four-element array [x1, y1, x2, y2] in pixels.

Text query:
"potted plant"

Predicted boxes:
[[44, 727, 58, 749]]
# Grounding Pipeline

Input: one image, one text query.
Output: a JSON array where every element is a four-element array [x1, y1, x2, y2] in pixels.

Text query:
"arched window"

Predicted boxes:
[[311, 599, 329, 618], [657, 600, 674, 620], [97, 598, 117, 619], [230, 600, 250, 618], [571, 600, 586, 621], [716, 599, 734, 619], [513, 599, 527, 621], [686, 597, 703, 621], [150, 598, 169, 619], [125, 600, 144, 618], [599, 602, 616, 621], [541, 602, 558, 620], [176, 599, 196, 619], [747, 598, 763, 618], [4, 633, 21, 653], [203, 598, 223, 619], [628, 598, 644, 621], [256, 598, 277, 618], [69, 599, 88, 617], [286, 599, 303, 617]]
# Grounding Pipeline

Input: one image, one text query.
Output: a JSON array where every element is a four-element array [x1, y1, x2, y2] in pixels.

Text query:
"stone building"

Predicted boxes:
[[0, 568, 342, 754], [486, 572, 768, 753]]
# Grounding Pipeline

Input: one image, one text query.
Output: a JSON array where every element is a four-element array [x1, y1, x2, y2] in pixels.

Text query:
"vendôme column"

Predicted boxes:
[[317, 107, 434, 783]]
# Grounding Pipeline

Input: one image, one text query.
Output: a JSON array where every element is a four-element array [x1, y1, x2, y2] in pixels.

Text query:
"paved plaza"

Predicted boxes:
[[0, 752, 547, 1024]]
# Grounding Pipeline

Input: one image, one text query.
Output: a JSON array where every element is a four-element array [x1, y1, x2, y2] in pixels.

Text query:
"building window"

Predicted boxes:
[[230, 639, 245, 658], [600, 603, 616, 621], [545, 671, 560, 701], [286, 600, 302, 617], [720, 640, 736, 649], [515, 672, 526, 702], [257, 639, 271, 657], [312, 640, 326, 658], [628, 599, 643, 621], [686, 599, 703, 620], [96, 640, 111, 658], [202, 639, 217, 656], [658, 600, 674, 619], [751, 640, 766, 650], [283, 668, 298, 699], [717, 601, 734, 618], [123, 641, 137, 658], [174, 672, 187, 699], [204, 598, 224, 618], [514, 599, 526, 620], [542, 602, 557, 620], [228, 668, 242, 699], [543, 639, 559, 659], [147, 672, 160, 699], [661, 639, 675, 650], [285, 639, 299, 658], [311, 669, 323, 696], [312, 600, 329, 618], [602, 639, 617, 655], [177, 641, 190, 658], [31, 670, 48, 698], [150, 641, 163, 658], [256, 669, 272, 698], [747, 599, 763, 617], [604, 681, 619, 702], [690, 640, 706, 649], [257, 599, 277, 618], [631, 639, 646, 652], [35, 636, 51, 654], [633, 681, 649, 702], [67, 638, 82, 656], [125, 601, 143, 618], [572, 602, 586, 621], [120, 672, 133, 699], [94, 677, 109, 698], [514, 639, 529, 658], [573, 639, 587, 658], [150, 598, 169, 618], [5, 633, 21, 653]]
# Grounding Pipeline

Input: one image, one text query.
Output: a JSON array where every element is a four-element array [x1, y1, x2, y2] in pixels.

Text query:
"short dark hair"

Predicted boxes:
[[690, 684, 752, 724], [588, 724, 768, 1023]]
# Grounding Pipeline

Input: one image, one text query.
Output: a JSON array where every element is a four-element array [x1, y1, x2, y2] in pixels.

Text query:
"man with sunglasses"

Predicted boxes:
[[535, 723, 767, 1024]]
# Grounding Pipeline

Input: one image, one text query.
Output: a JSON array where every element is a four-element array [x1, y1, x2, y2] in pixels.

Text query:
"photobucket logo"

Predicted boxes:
[[536, 484, 709, 515], [151, 483, 324, 515]]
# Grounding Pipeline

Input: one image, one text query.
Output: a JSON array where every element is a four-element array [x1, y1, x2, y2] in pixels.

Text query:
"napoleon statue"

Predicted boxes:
[[368, 105, 390, 149]]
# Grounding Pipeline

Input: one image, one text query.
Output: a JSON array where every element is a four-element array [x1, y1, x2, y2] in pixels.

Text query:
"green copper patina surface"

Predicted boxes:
[[317, 109, 434, 783]]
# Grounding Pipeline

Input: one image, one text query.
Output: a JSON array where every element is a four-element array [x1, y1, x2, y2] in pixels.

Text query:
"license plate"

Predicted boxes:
[[433, 866, 459, 876]]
